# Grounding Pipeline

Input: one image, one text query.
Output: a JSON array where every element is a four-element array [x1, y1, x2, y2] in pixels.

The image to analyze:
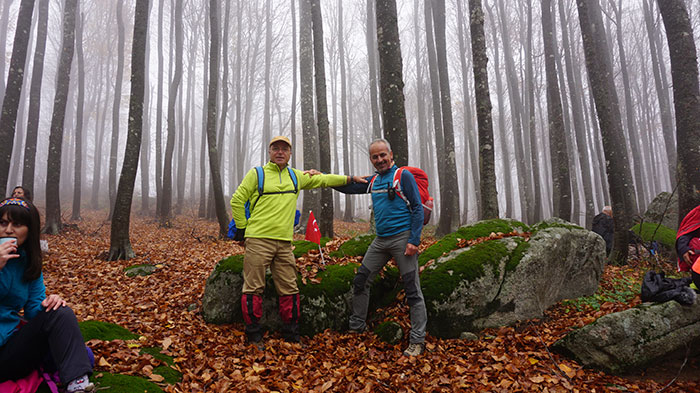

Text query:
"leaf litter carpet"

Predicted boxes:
[[42, 212, 700, 392]]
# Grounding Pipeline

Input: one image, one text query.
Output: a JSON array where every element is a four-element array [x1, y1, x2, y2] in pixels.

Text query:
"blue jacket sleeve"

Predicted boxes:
[[333, 176, 372, 194], [401, 171, 424, 246], [24, 273, 46, 320]]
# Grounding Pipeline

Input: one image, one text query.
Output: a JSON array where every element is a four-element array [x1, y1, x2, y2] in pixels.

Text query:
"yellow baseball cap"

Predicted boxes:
[[269, 135, 292, 149]]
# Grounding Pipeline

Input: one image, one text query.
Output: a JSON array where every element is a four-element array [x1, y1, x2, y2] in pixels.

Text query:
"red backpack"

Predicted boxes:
[[369, 166, 434, 225]]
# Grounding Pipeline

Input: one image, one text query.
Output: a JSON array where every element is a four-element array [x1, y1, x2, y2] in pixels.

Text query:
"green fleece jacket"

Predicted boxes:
[[230, 162, 348, 241]]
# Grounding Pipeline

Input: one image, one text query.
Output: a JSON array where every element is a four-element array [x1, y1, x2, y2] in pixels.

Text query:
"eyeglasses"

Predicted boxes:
[[270, 146, 291, 153]]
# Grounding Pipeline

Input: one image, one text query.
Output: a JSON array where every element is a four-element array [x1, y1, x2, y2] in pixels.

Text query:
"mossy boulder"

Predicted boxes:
[[292, 237, 331, 258], [418, 218, 529, 266], [643, 191, 679, 230], [79, 320, 139, 341], [374, 321, 403, 344], [552, 300, 700, 374], [630, 222, 676, 250], [124, 264, 157, 277], [92, 372, 164, 392], [330, 234, 376, 258], [423, 218, 605, 338]]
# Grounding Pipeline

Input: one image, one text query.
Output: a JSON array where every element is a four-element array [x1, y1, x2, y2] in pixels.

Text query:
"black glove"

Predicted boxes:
[[233, 228, 246, 242]]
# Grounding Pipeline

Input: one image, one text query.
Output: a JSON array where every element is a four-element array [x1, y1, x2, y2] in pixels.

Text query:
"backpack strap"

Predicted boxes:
[[392, 167, 411, 208], [368, 174, 379, 193], [251, 166, 299, 211]]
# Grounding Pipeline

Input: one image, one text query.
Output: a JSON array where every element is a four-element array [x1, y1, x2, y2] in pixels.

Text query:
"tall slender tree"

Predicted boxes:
[[205, 0, 230, 236], [0, 0, 36, 196], [109, 0, 126, 218], [44, 0, 78, 234], [657, 0, 700, 222], [109, 0, 150, 260], [23, 0, 48, 194], [366, 0, 381, 139], [72, 8, 85, 221], [339, 0, 353, 221], [310, 0, 334, 237], [576, 0, 636, 264], [376, 0, 409, 166], [542, 0, 571, 221], [469, 0, 498, 219]]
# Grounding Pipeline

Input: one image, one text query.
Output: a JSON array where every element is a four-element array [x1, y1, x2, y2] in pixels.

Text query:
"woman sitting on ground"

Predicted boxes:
[[676, 205, 700, 287], [0, 198, 94, 392]]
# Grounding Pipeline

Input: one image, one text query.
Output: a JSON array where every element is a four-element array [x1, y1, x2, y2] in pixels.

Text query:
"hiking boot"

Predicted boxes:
[[66, 381, 95, 393], [402, 343, 425, 357]]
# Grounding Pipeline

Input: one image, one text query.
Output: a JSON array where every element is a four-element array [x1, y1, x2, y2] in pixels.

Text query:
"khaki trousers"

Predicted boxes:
[[242, 237, 298, 296]]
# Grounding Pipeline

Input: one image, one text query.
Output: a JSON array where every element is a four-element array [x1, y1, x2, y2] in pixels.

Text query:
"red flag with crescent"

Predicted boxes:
[[305, 211, 321, 245]]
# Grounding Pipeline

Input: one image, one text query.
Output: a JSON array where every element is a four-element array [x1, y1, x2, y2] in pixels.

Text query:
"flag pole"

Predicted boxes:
[[319, 243, 325, 265]]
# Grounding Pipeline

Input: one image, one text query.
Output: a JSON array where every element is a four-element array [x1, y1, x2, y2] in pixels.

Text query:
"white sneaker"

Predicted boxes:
[[403, 342, 425, 356]]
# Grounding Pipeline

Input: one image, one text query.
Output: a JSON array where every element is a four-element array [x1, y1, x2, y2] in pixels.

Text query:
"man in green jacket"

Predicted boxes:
[[230, 136, 365, 345]]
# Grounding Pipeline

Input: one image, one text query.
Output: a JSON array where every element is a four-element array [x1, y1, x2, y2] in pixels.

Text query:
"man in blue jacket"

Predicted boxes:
[[334, 138, 427, 356]]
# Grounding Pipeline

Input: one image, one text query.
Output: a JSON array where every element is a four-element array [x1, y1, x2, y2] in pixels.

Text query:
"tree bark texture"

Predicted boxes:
[[469, 0, 499, 219], [109, 0, 126, 218], [109, 0, 149, 260], [0, 0, 35, 196], [656, 0, 700, 223], [44, 0, 77, 235], [542, 0, 571, 221], [576, 0, 635, 264], [72, 8, 85, 221]]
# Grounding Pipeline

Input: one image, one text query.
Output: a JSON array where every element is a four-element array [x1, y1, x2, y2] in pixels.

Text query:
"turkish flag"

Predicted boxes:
[[305, 211, 321, 245]]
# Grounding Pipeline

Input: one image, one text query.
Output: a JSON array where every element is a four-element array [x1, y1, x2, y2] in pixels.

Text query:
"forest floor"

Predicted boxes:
[[42, 210, 700, 392]]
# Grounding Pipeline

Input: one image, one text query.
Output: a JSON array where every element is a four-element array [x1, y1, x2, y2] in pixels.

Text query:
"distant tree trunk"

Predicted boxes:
[[290, 0, 298, 168], [262, 0, 272, 153], [431, 0, 459, 235], [576, 0, 636, 264], [456, 0, 480, 220], [205, 0, 230, 236], [23, 0, 48, 194], [44, 0, 77, 235], [140, 0, 154, 213], [339, 0, 353, 222], [657, 0, 700, 222], [469, 0, 498, 219], [0, 0, 35, 196], [542, 0, 571, 221], [299, 0, 321, 229], [524, 1, 542, 223], [495, 0, 531, 222], [160, 0, 183, 227], [71, 8, 85, 221], [484, 3, 512, 219], [198, 6, 209, 218], [155, 0, 165, 215], [366, 0, 381, 139], [0, 1, 10, 103], [109, 0, 126, 218], [109, 0, 149, 260], [375, 0, 408, 167], [643, 0, 676, 186], [611, 0, 642, 213], [91, 58, 109, 209], [559, 0, 594, 227], [310, 0, 334, 237]]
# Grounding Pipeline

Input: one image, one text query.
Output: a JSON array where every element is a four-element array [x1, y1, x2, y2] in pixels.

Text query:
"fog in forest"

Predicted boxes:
[[0, 0, 698, 250]]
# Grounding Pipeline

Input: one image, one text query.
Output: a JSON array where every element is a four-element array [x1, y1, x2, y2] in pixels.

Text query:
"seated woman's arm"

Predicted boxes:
[[23, 273, 46, 319]]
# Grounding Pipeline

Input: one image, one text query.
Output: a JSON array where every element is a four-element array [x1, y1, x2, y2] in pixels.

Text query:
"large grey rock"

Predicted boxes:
[[643, 191, 679, 230], [552, 300, 700, 374], [201, 255, 358, 336], [422, 218, 606, 338]]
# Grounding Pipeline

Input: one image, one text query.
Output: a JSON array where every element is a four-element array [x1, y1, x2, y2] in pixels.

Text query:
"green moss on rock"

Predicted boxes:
[[152, 365, 182, 384], [92, 372, 164, 392], [212, 255, 245, 280], [630, 222, 676, 249], [124, 264, 156, 277], [299, 263, 358, 299], [330, 234, 376, 257], [374, 321, 403, 344], [530, 220, 582, 233], [419, 219, 528, 265], [292, 237, 331, 258], [79, 320, 139, 342], [140, 347, 174, 366]]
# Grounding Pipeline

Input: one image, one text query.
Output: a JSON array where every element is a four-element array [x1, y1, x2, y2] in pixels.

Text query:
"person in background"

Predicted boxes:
[[11, 186, 32, 202], [0, 198, 94, 392], [230, 135, 365, 347], [592, 206, 614, 255]]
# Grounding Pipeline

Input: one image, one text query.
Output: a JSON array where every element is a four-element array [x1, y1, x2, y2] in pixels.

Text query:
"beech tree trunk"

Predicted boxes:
[[44, 0, 77, 235], [657, 0, 700, 223], [109, 0, 126, 219], [0, 0, 35, 196], [108, 0, 149, 260], [71, 8, 85, 221], [469, 0, 498, 219]]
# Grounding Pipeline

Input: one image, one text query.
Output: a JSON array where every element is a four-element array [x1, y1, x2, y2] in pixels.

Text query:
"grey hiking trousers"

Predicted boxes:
[[349, 230, 427, 344]]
